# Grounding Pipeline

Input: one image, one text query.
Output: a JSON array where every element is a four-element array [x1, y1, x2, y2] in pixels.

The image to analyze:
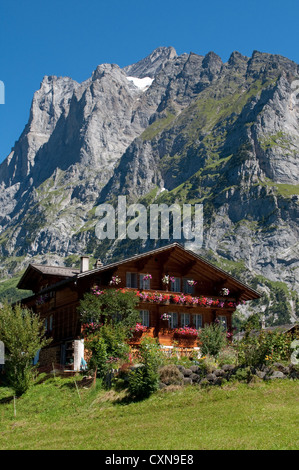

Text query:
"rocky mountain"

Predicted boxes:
[[0, 47, 298, 325]]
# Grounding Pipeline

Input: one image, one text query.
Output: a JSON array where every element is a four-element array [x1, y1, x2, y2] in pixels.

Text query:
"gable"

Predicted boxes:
[[17, 264, 80, 293], [78, 243, 260, 301]]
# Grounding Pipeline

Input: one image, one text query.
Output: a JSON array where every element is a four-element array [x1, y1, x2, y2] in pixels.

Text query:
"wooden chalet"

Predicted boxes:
[[17, 243, 260, 369]]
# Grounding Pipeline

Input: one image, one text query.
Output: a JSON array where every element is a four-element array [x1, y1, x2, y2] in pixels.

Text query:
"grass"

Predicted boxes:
[[0, 375, 298, 450]]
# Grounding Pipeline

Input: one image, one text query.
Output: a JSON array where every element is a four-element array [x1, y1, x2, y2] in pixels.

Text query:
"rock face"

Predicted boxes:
[[0, 47, 298, 323]]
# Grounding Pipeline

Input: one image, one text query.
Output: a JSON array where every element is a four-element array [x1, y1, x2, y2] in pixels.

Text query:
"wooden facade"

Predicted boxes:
[[18, 243, 260, 368]]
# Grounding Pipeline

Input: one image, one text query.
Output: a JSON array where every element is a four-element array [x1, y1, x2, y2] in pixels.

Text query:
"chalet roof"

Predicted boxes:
[[17, 263, 80, 291], [18, 243, 260, 301], [77, 242, 260, 300]]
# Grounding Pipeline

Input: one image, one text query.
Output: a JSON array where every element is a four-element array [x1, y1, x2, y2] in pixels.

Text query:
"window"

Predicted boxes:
[[126, 272, 138, 288], [168, 312, 178, 329], [218, 316, 227, 330], [139, 310, 150, 327], [193, 314, 202, 329], [183, 278, 195, 295], [181, 313, 190, 327], [170, 277, 181, 292], [139, 274, 151, 290]]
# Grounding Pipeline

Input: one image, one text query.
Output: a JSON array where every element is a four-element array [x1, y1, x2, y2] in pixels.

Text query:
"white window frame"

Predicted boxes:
[[139, 273, 151, 290], [170, 277, 181, 292], [126, 272, 138, 288], [183, 278, 195, 295], [168, 312, 178, 329], [181, 313, 190, 328], [193, 314, 202, 329], [139, 310, 150, 327]]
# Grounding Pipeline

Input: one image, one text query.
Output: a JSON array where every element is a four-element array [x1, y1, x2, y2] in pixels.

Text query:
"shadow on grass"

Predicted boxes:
[[93, 387, 153, 406], [0, 395, 14, 404]]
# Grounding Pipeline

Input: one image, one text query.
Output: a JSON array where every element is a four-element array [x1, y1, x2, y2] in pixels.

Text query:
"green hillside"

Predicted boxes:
[[0, 377, 298, 450]]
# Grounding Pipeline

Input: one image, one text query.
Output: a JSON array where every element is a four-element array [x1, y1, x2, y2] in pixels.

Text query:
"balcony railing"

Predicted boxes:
[[129, 288, 240, 309]]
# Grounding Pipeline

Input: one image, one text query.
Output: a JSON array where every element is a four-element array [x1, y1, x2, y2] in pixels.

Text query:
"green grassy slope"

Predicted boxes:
[[0, 377, 298, 450]]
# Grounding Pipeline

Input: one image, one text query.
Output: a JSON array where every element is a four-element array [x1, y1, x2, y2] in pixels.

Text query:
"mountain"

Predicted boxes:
[[0, 47, 298, 325]]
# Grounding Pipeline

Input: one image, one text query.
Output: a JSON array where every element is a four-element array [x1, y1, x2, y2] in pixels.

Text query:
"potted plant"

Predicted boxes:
[[162, 275, 175, 291], [220, 287, 230, 296], [160, 313, 171, 322], [130, 323, 148, 343], [109, 275, 121, 286]]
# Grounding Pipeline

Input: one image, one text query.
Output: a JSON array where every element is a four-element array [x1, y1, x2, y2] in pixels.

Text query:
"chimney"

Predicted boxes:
[[80, 256, 90, 273], [94, 259, 103, 269]]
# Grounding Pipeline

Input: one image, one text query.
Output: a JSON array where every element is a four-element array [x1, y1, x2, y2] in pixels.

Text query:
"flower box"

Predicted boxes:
[[173, 326, 199, 337]]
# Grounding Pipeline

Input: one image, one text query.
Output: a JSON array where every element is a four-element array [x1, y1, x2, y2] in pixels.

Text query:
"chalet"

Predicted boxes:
[[17, 243, 260, 369]]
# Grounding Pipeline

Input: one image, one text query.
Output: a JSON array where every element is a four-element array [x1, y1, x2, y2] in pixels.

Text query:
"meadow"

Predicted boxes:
[[0, 375, 298, 450]]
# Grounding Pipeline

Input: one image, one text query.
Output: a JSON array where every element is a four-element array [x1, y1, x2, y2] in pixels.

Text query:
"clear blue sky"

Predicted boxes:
[[1, 0, 299, 164]]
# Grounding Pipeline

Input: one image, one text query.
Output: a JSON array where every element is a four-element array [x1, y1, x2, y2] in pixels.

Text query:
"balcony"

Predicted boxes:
[[128, 288, 240, 309]]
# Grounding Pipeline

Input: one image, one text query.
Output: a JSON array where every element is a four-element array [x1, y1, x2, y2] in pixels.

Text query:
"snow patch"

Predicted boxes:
[[126, 76, 154, 91]]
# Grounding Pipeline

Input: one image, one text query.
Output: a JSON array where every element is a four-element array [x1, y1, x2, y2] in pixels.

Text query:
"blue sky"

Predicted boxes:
[[1, 0, 299, 164]]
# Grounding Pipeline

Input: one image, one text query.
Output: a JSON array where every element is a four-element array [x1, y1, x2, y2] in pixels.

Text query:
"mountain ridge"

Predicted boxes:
[[0, 46, 298, 325]]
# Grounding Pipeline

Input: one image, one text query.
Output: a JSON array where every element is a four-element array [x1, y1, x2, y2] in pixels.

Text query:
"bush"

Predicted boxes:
[[237, 330, 294, 367], [198, 323, 227, 358], [0, 303, 51, 396], [128, 365, 159, 399], [233, 366, 254, 383], [217, 346, 238, 367], [197, 355, 219, 375], [128, 337, 164, 400], [86, 335, 108, 378], [78, 288, 140, 332], [80, 288, 139, 378], [99, 323, 130, 361]]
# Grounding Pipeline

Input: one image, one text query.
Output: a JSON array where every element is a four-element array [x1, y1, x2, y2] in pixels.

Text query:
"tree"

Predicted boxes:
[[0, 303, 51, 395], [79, 288, 140, 333], [244, 313, 262, 333], [78, 288, 141, 376], [198, 322, 227, 358], [128, 337, 164, 400]]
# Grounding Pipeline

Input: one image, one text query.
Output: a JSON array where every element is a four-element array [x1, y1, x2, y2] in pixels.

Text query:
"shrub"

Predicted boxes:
[[0, 303, 51, 395], [128, 337, 164, 400], [99, 323, 130, 361], [217, 346, 238, 367], [237, 330, 294, 367], [197, 355, 219, 375], [233, 366, 254, 383], [198, 323, 227, 358], [78, 288, 140, 332], [80, 288, 140, 378], [86, 335, 108, 378]]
